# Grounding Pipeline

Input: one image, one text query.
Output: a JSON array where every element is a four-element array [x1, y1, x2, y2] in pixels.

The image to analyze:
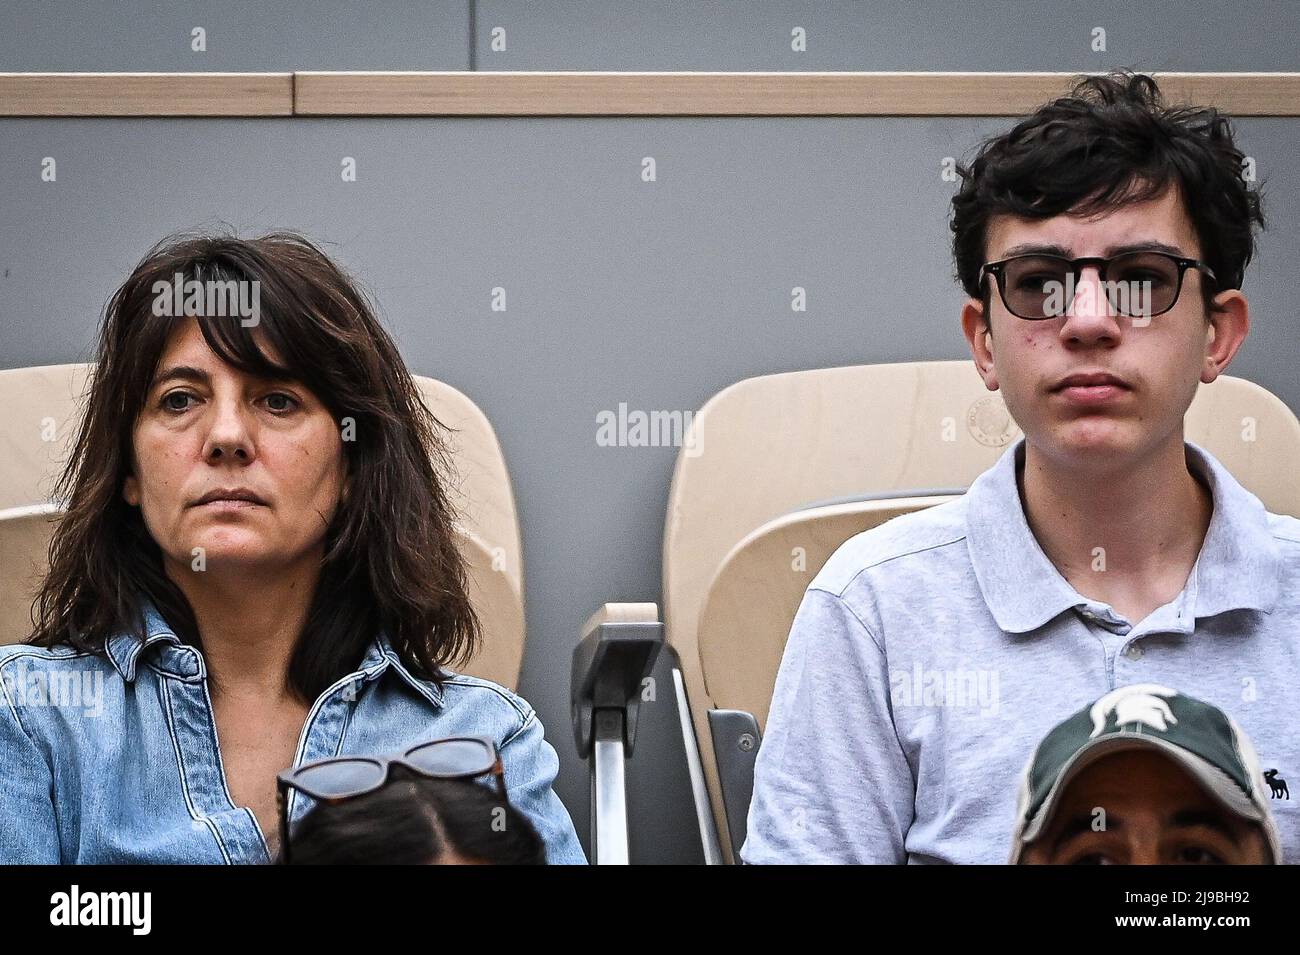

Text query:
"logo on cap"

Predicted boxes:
[[1089, 683, 1179, 738]]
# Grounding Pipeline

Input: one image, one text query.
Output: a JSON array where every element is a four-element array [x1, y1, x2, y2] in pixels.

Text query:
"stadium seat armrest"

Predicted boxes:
[[571, 603, 663, 757]]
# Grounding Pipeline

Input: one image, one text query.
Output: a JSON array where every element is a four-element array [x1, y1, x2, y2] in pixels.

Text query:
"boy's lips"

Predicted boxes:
[[1051, 371, 1131, 392], [1055, 383, 1129, 406], [1050, 371, 1133, 407]]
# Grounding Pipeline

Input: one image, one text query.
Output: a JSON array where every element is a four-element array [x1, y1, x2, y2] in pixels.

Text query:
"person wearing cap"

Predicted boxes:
[[742, 71, 1300, 865], [1012, 684, 1281, 864]]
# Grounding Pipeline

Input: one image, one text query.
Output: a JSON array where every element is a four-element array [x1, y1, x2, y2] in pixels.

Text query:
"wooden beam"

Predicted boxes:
[[2, 71, 1297, 118], [293, 71, 1300, 117], [0, 72, 293, 116]]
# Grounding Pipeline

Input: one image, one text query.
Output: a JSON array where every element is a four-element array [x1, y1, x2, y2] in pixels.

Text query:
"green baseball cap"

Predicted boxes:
[[1010, 683, 1281, 863]]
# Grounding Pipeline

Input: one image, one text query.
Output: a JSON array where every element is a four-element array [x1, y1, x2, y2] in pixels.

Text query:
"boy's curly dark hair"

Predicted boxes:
[[951, 70, 1265, 311]]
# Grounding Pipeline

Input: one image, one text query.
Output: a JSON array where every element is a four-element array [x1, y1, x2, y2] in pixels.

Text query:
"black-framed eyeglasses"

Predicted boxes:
[[275, 735, 505, 864], [979, 250, 1218, 321]]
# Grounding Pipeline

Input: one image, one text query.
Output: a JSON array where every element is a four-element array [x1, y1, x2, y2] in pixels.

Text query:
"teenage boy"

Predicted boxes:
[[742, 71, 1299, 864]]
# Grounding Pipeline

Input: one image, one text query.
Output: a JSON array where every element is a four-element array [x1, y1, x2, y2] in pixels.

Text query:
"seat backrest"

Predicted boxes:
[[410, 375, 526, 687], [0, 506, 61, 647], [665, 359, 1300, 862], [698, 496, 959, 731], [0, 363, 92, 510], [0, 364, 525, 688]]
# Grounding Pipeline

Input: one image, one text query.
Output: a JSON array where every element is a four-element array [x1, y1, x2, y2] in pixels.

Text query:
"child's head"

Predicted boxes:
[[281, 772, 546, 865]]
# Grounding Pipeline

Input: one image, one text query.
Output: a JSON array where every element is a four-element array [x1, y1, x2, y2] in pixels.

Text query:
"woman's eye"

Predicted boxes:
[[263, 393, 299, 413], [1175, 846, 1225, 865], [161, 391, 195, 413]]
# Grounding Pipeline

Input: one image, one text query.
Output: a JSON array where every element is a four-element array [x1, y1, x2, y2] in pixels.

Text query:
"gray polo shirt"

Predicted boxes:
[[741, 436, 1300, 864]]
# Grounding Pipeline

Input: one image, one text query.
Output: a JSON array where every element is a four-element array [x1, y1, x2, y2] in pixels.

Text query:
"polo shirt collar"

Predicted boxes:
[[1186, 440, 1281, 619], [965, 436, 1279, 634]]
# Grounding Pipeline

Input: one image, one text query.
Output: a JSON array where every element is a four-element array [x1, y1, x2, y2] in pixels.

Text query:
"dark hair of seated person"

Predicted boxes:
[[278, 772, 546, 865]]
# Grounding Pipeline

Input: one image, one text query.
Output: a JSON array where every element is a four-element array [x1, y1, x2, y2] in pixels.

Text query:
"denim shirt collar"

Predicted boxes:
[[965, 435, 1280, 634], [103, 598, 445, 707]]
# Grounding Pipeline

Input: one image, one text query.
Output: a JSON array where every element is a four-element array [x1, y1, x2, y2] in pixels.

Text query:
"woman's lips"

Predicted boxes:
[[194, 498, 266, 511]]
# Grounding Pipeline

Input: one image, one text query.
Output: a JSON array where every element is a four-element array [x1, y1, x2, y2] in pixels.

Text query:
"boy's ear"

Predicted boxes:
[[1201, 288, 1249, 384], [961, 298, 999, 391]]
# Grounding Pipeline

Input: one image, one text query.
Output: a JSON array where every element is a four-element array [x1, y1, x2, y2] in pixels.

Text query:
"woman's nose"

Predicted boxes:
[[202, 402, 255, 462]]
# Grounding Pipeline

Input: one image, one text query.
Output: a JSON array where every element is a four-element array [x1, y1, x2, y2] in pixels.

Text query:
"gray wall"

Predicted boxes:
[[6, 1, 1300, 71], [2, 1, 1297, 864]]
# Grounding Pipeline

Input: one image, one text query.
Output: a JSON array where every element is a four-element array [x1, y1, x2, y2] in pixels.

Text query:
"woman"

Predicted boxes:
[[0, 232, 586, 864]]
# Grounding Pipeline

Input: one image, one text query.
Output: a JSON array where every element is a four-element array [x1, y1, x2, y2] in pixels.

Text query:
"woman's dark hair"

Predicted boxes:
[[951, 70, 1265, 310], [29, 231, 480, 699], [280, 774, 546, 865]]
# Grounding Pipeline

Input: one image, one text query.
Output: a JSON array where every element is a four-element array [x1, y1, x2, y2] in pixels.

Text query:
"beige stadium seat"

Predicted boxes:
[[0, 364, 525, 689], [0, 504, 63, 647], [588, 359, 1300, 864]]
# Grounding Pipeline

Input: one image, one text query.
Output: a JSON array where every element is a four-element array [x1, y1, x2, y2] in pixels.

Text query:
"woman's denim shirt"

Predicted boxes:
[[0, 601, 587, 864]]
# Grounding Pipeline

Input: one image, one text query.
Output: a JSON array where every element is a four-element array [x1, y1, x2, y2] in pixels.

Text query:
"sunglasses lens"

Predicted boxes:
[[292, 758, 385, 797], [405, 738, 495, 777], [1000, 253, 1183, 319], [1001, 256, 1073, 319], [1107, 252, 1180, 316]]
